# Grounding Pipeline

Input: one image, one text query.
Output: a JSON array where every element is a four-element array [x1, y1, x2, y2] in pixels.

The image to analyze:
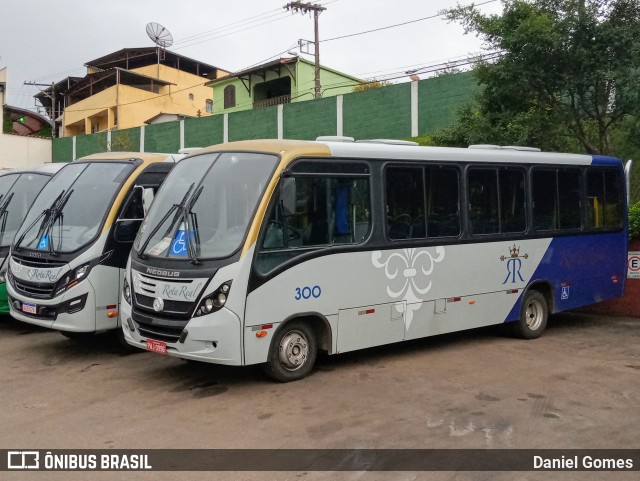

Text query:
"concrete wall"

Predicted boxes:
[[52, 71, 479, 162], [0, 132, 52, 168]]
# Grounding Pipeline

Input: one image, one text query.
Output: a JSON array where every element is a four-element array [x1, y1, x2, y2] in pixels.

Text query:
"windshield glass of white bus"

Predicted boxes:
[[15, 162, 135, 253], [136, 152, 278, 260], [0, 173, 50, 247]]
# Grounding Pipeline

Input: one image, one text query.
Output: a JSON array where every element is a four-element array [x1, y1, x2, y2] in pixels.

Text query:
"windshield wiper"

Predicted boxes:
[[14, 189, 66, 252], [0, 192, 15, 246], [45, 189, 73, 256], [13, 189, 73, 255], [138, 183, 195, 260], [179, 185, 203, 265]]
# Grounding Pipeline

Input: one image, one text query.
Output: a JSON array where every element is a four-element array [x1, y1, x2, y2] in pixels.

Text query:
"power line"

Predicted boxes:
[[321, 0, 500, 43], [174, 14, 292, 50], [173, 7, 284, 45], [173, 0, 339, 51]]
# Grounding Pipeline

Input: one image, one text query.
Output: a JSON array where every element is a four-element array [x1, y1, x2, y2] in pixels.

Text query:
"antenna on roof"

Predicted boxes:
[[146, 22, 174, 49], [146, 22, 173, 65]]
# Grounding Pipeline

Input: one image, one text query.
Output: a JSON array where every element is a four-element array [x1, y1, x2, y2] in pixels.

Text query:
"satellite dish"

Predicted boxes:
[[146, 22, 174, 48]]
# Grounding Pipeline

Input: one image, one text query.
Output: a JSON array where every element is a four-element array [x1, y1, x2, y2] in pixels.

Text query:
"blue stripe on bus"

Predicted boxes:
[[590, 155, 623, 167], [504, 233, 627, 322]]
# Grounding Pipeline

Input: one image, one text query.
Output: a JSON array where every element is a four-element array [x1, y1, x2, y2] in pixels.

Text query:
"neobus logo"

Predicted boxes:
[[146, 267, 180, 277]]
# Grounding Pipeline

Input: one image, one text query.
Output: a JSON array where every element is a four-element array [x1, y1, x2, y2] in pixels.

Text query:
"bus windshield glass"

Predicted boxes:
[[15, 162, 135, 253], [0, 173, 50, 247], [136, 152, 278, 260]]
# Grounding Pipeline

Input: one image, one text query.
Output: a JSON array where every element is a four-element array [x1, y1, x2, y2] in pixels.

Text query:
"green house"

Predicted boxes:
[[206, 56, 361, 114]]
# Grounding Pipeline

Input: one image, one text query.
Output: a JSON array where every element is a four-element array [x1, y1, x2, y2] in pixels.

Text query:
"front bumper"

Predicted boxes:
[[7, 280, 97, 332], [120, 298, 243, 365]]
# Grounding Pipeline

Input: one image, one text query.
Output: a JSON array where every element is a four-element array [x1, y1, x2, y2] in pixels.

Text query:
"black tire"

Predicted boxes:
[[510, 290, 548, 339], [59, 330, 95, 341], [114, 328, 142, 353], [263, 321, 317, 382]]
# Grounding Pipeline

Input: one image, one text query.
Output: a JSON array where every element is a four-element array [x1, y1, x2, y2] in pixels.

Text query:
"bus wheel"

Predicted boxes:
[[263, 321, 317, 382], [510, 290, 548, 339]]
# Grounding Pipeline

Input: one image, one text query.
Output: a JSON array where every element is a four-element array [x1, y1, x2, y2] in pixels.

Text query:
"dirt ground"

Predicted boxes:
[[1, 311, 638, 481]]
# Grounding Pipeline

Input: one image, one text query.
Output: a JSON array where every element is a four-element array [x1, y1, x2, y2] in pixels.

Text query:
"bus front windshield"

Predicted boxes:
[[15, 162, 135, 254], [136, 152, 278, 261], [0, 173, 50, 247]]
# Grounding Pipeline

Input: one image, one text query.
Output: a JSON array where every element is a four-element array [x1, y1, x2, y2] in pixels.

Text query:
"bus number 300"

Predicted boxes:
[[295, 286, 321, 300]]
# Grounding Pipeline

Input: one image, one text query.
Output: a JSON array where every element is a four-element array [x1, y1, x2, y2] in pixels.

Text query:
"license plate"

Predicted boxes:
[[22, 302, 37, 314], [146, 339, 167, 354]]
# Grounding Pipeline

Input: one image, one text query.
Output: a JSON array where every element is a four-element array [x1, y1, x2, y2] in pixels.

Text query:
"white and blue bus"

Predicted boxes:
[[7, 152, 183, 338], [120, 139, 629, 381]]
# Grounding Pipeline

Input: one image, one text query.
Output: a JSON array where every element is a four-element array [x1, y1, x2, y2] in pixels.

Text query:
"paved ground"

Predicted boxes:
[[1, 311, 638, 481]]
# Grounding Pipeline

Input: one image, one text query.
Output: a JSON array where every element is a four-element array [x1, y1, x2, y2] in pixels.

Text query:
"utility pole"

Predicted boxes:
[[284, 1, 326, 99], [24, 81, 57, 138]]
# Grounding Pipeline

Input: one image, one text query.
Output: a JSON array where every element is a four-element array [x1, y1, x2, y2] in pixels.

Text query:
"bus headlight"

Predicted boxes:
[[54, 263, 92, 296], [195, 281, 232, 317], [123, 277, 131, 304]]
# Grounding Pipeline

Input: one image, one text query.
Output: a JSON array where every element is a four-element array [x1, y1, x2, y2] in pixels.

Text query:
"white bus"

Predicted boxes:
[[0, 163, 63, 313], [120, 139, 628, 381], [7, 152, 183, 339]]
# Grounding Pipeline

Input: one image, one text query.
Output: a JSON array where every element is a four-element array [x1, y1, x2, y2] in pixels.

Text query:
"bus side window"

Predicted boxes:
[[468, 168, 499, 235], [557, 169, 581, 229], [256, 176, 371, 274], [587, 169, 622, 229], [532, 169, 557, 231], [385, 167, 424, 239]]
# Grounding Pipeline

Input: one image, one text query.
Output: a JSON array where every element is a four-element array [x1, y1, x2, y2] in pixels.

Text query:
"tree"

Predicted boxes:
[[352, 80, 393, 92], [437, 0, 640, 155]]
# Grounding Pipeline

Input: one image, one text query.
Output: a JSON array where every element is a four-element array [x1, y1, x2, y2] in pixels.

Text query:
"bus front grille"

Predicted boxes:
[[11, 254, 66, 269], [133, 293, 194, 317], [12, 279, 56, 299], [131, 308, 188, 344]]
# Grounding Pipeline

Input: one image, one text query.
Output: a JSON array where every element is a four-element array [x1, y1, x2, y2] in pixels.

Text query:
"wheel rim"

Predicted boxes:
[[278, 329, 309, 371], [525, 298, 544, 331]]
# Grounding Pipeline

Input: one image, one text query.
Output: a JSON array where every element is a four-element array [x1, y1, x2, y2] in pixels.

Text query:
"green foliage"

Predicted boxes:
[[36, 126, 52, 138], [440, 0, 640, 155], [2, 110, 12, 134], [110, 131, 135, 152], [408, 134, 435, 146], [352, 80, 393, 92], [93, 130, 136, 153], [629, 201, 640, 240]]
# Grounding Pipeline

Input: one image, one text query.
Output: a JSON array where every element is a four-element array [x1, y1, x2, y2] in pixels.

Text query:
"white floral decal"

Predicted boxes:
[[372, 247, 446, 327]]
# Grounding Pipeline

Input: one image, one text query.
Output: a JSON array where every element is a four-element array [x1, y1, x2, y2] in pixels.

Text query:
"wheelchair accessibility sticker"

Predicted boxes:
[[37, 235, 49, 250], [170, 230, 188, 256], [170, 225, 195, 257]]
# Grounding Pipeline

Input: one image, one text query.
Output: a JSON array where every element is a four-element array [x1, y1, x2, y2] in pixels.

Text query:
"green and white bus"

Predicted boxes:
[[0, 164, 63, 313], [120, 139, 628, 381]]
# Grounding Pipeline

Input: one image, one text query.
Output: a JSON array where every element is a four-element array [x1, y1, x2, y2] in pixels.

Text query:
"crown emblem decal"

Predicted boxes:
[[500, 244, 529, 261], [500, 244, 528, 284]]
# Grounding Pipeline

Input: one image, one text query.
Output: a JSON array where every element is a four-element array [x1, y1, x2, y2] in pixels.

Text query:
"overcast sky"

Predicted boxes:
[[0, 0, 503, 113]]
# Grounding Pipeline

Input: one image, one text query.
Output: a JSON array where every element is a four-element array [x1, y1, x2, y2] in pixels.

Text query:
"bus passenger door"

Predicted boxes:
[[336, 301, 405, 353]]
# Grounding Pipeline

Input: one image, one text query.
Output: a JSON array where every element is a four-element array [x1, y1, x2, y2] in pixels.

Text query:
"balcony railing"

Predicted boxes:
[[253, 94, 291, 109]]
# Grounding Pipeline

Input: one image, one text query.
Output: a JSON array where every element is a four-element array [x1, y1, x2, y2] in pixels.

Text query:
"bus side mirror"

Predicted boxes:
[[114, 219, 143, 243], [114, 186, 145, 243], [280, 177, 296, 216]]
